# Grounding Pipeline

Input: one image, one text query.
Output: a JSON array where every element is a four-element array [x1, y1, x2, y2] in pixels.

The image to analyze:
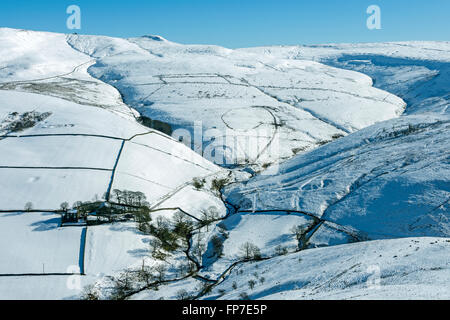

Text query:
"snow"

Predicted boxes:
[[0, 276, 91, 300], [238, 42, 450, 115], [150, 186, 227, 220], [307, 222, 356, 248], [0, 169, 112, 210], [0, 27, 448, 300], [112, 137, 218, 204], [0, 28, 88, 82], [0, 91, 222, 211], [225, 113, 450, 240], [203, 237, 450, 300], [0, 212, 83, 274], [195, 211, 316, 279], [0, 90, 144, 138], [131, 277, 204, 300], [219, 212, 312, 259], [0, 136, 122, 168], [85, 223, 152, 276], [0, 28, 135, 118], [66, 33, 406, 169], [239, 41, 450, 64]]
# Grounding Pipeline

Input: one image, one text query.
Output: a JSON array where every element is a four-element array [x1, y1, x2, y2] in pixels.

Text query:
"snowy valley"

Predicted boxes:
[[0, 28, 448, 300]]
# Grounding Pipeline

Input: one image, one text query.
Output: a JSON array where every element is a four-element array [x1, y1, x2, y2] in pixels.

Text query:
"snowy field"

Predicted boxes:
[[0, 212, 83, 274], [0, 28, 135, 117], [0, 276, 93, 300], [0, 90, 143, 138], [112, 136, 218, 204], [218, 212, 313, 259], [84, 223, 152, 276], [0, 136, 122, 168], [0, 169, 112, 210]]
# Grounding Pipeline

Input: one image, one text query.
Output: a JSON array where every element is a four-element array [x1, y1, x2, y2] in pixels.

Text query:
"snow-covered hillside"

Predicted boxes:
[[212, 42, 449, 300], [66, 33, 405, 170], [238, 42, 450, 115], [224, 41, 450, 242], [0, 90, 222, 210], [225, 113, 450, 240], [0, 29, 228, 300], [0, 28, 225, 211], [0, 28, 448, 300], [202, 238, 450, 300]]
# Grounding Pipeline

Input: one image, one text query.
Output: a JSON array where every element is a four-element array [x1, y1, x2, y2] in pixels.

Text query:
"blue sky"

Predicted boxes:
[[1, 0, 448, 48]]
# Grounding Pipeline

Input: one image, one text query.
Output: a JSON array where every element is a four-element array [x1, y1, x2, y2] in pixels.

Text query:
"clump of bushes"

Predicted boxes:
[[149, 216, 180, 253], [175, 289, 192, 300], [275, 245, 288, 256], [81, 284, 100, 300], [149, 212, 195, 260], [239, 292, 251, 300], [192, 177, 206, 190], [332, 133, 345, 140], [1, 111, 52, 133], [211, 178, 230, 195]]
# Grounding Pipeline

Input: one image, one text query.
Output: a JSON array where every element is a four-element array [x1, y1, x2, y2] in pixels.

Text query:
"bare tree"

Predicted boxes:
[[60, 202, 70, 212], [81, 284, 100, 300], [275, 245, 288, 256], [24, 202, 33, 212], [200, 206, 220, 231], [175, 289, 191, 300], [136, 263, 155, 286], [239, 242, 261, 261], [154, 264, 167, 282], [110, 271, 134, 300], [149, 238, 167, 261], [192, 236, 206, 265], [211, 235, 224, 258], [291, 225, 307, 249]]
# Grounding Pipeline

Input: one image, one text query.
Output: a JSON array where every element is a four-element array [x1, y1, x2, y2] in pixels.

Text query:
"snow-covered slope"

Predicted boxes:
[[204, 42, 449, 300], [66, 33, 405, 170], [202, 237, 450, 300], [0, 29, 227, 299], [238, 42, 450, 115], [0, 28, 136, 118], [0, 90, 221, 210], [0, 28, 225, 211], [0, 211, 83, 274], [224, 42, 450, 246], [225, 113, 450, 240], [0, 27, 448, 300]]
